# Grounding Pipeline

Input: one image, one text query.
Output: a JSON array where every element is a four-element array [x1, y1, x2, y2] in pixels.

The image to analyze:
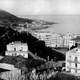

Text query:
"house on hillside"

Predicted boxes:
[[5, 41, 28, 58], [5, 41, 46, 61], [66, 44, 80, 74]]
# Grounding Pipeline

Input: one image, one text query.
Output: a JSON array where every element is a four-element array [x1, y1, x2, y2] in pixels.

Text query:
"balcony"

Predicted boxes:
[[67, 59, 80, 64]]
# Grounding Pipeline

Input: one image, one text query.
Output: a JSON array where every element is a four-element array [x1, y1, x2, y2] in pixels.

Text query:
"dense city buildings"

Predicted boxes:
[[63, 32, 75, 48], [66, 45, 80, 74], [5, 41, 28, 58], [33, 31, 63, 47], [33, 32, 77, 48]]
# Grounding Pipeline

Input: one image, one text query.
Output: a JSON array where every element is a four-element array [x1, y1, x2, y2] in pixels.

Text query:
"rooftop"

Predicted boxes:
[[9, 41, 28, 46], [67, 47, 80, 54]]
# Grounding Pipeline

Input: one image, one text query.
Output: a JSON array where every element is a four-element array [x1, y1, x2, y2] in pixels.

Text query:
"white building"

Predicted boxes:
[[5, 41, 28, 58], [63, 32, 75, 47], [68, 40, 75, 49], [66, 47, 80, 74], [33, 32, 63, 47], [51, 33, 63, 47]]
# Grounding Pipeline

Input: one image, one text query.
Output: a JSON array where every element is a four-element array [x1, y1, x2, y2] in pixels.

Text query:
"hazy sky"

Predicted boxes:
[[0, 0, 80, 16]]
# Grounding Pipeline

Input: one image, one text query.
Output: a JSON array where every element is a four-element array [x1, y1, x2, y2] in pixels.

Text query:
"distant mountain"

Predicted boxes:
[[0, 10, 18, 20], [0, 10, 54, 30], [0, 10, 55, 25], [0, 10, 34, 25]]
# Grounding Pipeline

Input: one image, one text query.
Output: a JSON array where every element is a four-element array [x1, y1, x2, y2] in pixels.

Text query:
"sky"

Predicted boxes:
[[0, 0, 80, 16], [0, 0, 80, 34]]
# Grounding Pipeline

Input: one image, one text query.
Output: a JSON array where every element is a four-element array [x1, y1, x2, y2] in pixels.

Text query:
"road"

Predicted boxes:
[[52, 48, 69, 55]]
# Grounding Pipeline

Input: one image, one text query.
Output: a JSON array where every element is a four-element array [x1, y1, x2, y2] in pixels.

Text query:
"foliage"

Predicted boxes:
[[0, 56, 45, 70], [53, 72, 80, 80]]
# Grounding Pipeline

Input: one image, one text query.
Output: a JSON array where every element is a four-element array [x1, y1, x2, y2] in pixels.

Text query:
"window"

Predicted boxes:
[[12, 53, 14, 56], [68, 56, 71, 60], [71, 56, 75, 61], [23, 54, 25, 57], [71, 69, 75, 73], [78, 57, 80, 62], [75, 63, 77, 68], [77, 64, 80, 69], [14, 48, 16, 51], [15, 53, 17, 56], [71, 63, 75, 68], [20, 47, 23, 51], [66, 62, 70, 67], [75, 57, 77, 62], [77, 70, 80, 73]]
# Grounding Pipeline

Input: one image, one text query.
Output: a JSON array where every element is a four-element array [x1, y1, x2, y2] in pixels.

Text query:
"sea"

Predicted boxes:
[[22, 15, 80, 34]]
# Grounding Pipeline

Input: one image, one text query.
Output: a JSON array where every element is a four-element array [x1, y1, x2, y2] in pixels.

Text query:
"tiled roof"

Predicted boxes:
[[68, 48, 80, 53]]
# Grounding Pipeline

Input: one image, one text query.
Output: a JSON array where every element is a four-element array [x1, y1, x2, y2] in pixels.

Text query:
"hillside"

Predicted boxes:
[[0, 56, 45, 69], [0, 10, 55, 25], [0, 10, 34, 26], [0, 27, 65, 61], [0, 10, 65, 61], [0, 10, 18, 21]]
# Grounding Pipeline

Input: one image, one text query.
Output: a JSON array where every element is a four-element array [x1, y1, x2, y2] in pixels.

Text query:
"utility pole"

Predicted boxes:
[[47, 56, 50, 61], [26, 23, 28, 35]]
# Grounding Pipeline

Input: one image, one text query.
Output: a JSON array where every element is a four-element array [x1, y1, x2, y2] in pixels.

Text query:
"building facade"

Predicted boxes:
[[5, 41, 28, 58], [66, 47, 80, 74], [63, 32, 75, 47], [51, 33, 63, 47], [33, 32, 63, 47], [68, 40, 75, 49]]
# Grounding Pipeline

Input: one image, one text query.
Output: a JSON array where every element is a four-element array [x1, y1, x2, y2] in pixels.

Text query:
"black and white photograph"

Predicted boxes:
[[0, 0, 80, 80]]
